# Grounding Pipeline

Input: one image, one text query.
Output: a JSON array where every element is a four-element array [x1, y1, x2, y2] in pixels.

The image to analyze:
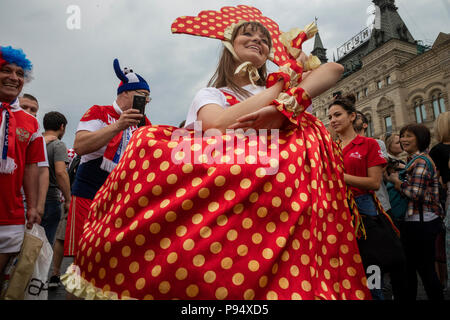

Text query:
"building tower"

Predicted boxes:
[[368, 0, 415, 51], [311, 31, 328, 64], [336, 0, 417, 77]]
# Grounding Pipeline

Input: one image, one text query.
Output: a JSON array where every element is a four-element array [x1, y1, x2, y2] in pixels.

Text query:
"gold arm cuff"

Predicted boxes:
[[304, 55, 321, 71], [275, 92, 302, 117], [279, 64, 301, 87]]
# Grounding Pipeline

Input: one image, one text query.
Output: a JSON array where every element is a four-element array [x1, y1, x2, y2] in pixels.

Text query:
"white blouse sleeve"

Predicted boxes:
[[184, 87, 227, 129]]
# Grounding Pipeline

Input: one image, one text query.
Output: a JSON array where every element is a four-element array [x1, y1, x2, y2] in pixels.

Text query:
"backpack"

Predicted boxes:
[[386, 154, 435, 220], [68, 154, 81, 188]]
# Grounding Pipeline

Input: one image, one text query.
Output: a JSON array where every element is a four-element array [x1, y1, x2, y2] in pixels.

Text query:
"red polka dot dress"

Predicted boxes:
[[62, 93, 371, 300]]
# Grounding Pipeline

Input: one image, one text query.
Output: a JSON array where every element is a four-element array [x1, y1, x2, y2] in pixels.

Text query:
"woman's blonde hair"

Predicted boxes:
[[435, 111, 450, 143], [385, 133, 400, 155], [207, 21, 272, 99]]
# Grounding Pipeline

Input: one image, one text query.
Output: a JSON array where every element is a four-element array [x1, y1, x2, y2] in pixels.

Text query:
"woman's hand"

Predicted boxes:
[[227, 105, 286, 131], [386, 171, 404, 191], [386, 171, 399, 184]]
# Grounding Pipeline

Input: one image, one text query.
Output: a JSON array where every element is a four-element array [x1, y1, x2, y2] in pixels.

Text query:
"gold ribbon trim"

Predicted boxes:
[[235, 62, 260, 87], [279, 64, 301, 88], [275, 92, 303, 117], [279, 22, 318, 59], [304, 55, 321, 71], [61, 263, 131, 300]]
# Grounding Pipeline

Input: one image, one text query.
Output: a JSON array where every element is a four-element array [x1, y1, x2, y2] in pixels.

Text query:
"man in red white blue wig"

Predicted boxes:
[[0, 46, 46, 279]]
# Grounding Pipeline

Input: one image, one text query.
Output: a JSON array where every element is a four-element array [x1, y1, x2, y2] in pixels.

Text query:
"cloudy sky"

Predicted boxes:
[[1, 0, 449, 148]]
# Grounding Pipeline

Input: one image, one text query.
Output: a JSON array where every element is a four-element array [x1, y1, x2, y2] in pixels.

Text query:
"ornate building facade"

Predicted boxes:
[[311, 0, 449, 142]]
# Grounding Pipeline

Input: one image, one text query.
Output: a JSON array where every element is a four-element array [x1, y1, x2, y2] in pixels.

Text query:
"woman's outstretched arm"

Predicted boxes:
[[297, 62, 344, 98], [198, 62, 343, 133], [227, 62, 344, 131], [197, 81, 284, 133]]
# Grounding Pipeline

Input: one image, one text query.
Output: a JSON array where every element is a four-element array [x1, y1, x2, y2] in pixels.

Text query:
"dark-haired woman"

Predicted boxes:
[[328, 95, 386, 218], [386, 124, 444, 300], [329, 94, 406, 300]]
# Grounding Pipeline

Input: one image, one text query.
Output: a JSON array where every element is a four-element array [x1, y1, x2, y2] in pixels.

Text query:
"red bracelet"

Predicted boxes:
[[266, 59, 304, 90], [290, 87, 312, 109], [291, 32, 308, 57], [266, 71, 291, 90]]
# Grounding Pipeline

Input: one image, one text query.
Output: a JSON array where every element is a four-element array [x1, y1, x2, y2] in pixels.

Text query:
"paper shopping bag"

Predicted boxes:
[[2, 225, 43, 300]]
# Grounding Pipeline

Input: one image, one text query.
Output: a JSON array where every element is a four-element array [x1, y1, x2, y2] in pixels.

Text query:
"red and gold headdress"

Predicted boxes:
[[171, 5, 318, 66], [172, 5, 321, 91], [171, 5, 284, 65]]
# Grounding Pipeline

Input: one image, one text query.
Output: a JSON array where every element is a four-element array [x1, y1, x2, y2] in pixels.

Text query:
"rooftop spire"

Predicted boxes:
[[311, 17, 328, 64], [369, 0, 415, 49]]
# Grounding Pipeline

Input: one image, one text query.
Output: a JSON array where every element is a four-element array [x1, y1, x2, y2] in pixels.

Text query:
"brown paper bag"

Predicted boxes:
[[2, 228, 43, 300]]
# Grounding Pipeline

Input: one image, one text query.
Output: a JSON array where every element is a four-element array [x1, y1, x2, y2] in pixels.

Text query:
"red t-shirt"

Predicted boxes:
[[342, 135, 386, 197], [0, 108, 45, 225]]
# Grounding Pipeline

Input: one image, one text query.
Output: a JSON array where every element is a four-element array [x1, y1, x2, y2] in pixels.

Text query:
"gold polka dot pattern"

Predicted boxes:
[[171, 5, 290, 66], [69, 121, 371, 300]]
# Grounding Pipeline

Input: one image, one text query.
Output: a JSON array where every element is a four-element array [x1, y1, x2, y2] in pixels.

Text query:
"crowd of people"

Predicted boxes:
[[0, 4, 448, 301]]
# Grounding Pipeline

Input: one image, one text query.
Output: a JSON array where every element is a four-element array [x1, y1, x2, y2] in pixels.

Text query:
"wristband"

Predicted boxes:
[[272, 87, 312, 126], [303, 55, 321, 72], [266, 59, 303, 90]]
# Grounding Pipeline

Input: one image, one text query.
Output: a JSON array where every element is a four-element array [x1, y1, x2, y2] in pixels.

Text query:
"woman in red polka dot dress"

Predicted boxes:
[[62, 5, 371, 300]]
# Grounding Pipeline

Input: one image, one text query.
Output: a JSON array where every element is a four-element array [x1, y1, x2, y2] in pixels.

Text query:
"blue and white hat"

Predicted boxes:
[[113, 58, 150, 95]]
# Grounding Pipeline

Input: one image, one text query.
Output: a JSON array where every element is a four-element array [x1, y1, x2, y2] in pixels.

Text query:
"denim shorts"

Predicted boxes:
[[41, 200, 63, 245], [355, 193, 378, 216]]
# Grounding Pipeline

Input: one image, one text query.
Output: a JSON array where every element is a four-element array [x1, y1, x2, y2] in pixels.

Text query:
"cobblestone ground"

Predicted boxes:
[[48, 225, 450, 300]]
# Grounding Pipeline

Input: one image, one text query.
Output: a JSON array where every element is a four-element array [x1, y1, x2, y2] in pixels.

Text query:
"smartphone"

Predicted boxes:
[[133, 95, 147, 127]]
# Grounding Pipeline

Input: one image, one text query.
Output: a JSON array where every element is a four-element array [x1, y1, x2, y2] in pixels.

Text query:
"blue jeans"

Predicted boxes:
[[355, 193, 378, 216], [41, 200, 62, 245]]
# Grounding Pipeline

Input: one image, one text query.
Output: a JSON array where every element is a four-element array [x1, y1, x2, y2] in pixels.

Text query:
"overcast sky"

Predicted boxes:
[[1, 0, 449, 148]]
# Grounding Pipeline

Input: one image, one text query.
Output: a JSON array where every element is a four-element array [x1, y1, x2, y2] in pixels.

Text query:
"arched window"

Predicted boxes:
[[414, 98, 426, 123], [432, 92, 446, 118], [377, 80, 382, 89], [386, 75, 391, 85], [384, 116, 392, 134]]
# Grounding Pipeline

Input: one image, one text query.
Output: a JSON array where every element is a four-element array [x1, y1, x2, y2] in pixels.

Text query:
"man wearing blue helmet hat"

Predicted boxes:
[[63, 59, 151, 258], [0, 46, 46, 284]]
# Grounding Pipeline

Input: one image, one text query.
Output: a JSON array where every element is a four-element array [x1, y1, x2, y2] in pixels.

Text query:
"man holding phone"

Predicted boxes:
[[64, 58, 151, 258]]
